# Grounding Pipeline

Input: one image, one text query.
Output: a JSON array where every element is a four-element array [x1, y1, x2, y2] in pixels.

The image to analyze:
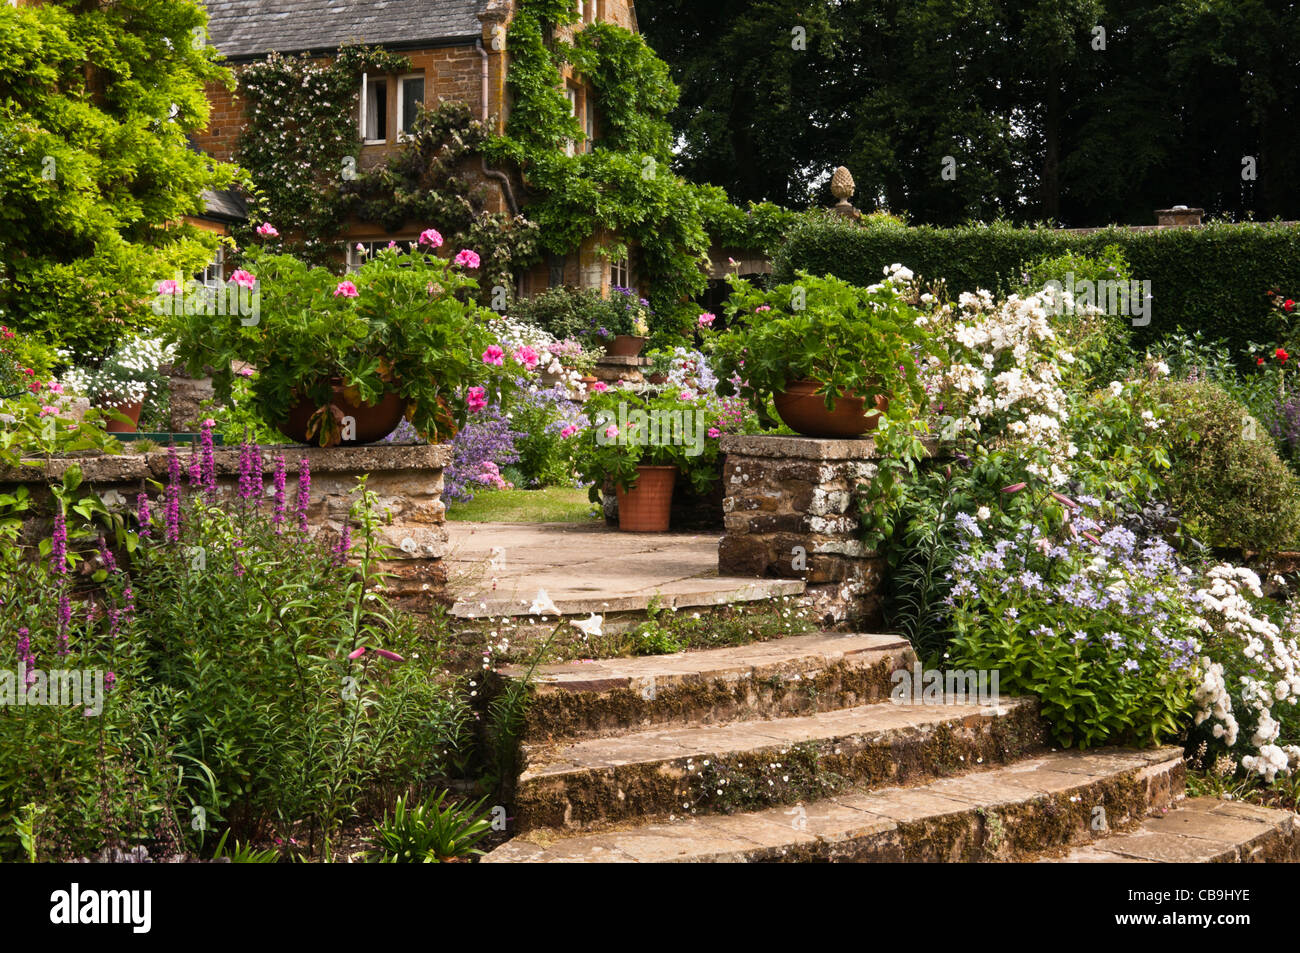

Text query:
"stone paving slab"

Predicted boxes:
[[447, 521, 803, 617], [483, 747, 1183, 863], [1043, 797, 1300, 863]]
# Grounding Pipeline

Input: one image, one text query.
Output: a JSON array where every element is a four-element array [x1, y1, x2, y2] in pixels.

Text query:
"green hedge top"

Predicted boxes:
[[773, 218, 1300, 355]]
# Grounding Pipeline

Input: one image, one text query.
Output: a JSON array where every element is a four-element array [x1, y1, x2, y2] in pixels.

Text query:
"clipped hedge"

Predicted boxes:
[[773, 217, 1300, 354]]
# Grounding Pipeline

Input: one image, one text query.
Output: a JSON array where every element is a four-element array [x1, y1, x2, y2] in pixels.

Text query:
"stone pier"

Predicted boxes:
[[718, 435, 886, 628]]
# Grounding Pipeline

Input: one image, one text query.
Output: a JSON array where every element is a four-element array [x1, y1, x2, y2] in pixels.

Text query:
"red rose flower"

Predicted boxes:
[[1258, 357, 1267, 365], [1277, 348, 1289, 362], [1286, 299, 1296, 312]]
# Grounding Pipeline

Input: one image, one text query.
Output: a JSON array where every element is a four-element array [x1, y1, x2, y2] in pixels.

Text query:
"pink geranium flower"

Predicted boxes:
[[679, 390, 694, 401], [256, 222, 279, 238], [560, 424, 579, 438], [755, 305, 772, 312], [419, 228, 444, 248], [229, 269, 256, 290], [454, 249, 481, 269], [334, 281, 359, 298], [697, 312, 715, 327], [591, 380, 608, 392], [466, 386, 488, 412], [39, 405, 58, 417], [157, 279, 182, 295], [482, 345, 505, 366], [514, 345, 539, 369], [707, 427, 721, 438], [604, 424, 619, 439]]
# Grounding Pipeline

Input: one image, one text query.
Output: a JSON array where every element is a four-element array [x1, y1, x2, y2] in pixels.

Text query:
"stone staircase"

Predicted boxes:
[[482, 632, 1300, 863]]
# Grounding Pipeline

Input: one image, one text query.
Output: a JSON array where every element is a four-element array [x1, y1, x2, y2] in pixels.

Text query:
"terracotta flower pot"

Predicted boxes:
[[615, 465, 677, 532], [282, 379, 406, 446], [605, 335, 647, 358], [773, 379, 888, 438], [99, 398, 144, 433]]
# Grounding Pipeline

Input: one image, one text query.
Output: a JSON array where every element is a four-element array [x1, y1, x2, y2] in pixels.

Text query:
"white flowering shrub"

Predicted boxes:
[[59, 335, 175, 408]]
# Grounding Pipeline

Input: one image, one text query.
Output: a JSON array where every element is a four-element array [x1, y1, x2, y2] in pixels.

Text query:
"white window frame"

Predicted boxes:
[[396, 73, 425, 140], [564, 86, 578, 157], [345, 239, 419, 272], [359, 74, 389, 145], [585, 91, 596, 149], [199, 245, 226, 288], [611, 253, 632, 291]]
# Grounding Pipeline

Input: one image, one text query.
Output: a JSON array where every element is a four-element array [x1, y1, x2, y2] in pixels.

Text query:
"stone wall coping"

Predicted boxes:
[[0, 442, 451, 484], [720, 434, 882, 460], [595, 355, 651, 367], [721, 434, 942, 461]]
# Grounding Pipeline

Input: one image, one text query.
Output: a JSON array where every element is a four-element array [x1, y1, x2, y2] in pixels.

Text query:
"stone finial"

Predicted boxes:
[[830, 166, 855, 202], [829, 166, 860, 219]]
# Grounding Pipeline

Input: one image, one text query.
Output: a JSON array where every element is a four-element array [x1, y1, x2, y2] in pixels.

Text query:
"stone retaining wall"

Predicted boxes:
[[0, 443, 452, 612], [718, 435, 888, 628]]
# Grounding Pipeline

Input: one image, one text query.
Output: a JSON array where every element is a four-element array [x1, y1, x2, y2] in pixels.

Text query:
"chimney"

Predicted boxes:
[[1155, 205, 1204, 227]]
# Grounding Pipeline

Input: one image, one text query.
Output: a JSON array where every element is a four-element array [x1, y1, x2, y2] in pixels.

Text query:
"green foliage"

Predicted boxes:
[[1148, 378, 1300, 550], [367, 791, 494, 863], [629, 597, 814, 656], [170, 245, 513, 444], [704, 271, 936, 415], [774, 217, 1300, 356], [211, 829, 280, 863], [0, 0, 236, 359]]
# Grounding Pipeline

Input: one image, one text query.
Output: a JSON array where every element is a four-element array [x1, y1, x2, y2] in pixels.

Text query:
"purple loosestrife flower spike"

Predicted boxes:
[[98, 537, 116, 573], [272, 454, 287, 532], [136, 492, 152, 538], [166, 444, 182, 543], [188, 445, 201, 487], [200, 420, 216, 493], [296, 458, 311, 533], [50, 503, 68, 575], [333, 523, 352, 566]]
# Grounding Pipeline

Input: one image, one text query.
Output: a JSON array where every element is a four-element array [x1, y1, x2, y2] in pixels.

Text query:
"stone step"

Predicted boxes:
[[484, 746, 1184, 862], [1038, 797, 1300, 863], [512, 698, 1044, 831], [500, 632, 916, 744], [453, 577, 805, 621]]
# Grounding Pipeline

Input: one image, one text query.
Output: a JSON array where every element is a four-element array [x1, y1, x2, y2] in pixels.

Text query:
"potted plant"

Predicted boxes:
[[702, 270, 935, 438], [574, 389, 723, 532], [59, 335, 173, 433], [170, 240, 516, 446], [541, 338, 601, 389], [600, 287, 652, 358]]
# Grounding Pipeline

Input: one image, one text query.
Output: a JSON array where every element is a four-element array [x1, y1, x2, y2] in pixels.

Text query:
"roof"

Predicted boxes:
[[200, 188, 249, 222], [201, 0, 490, 60]]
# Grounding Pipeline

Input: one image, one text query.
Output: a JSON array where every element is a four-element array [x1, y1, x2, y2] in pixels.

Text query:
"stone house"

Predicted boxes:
[[191, 0, 643, 298]]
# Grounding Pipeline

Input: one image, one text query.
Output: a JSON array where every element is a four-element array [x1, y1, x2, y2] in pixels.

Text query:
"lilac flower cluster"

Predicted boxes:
[[445, 406, 523, 502]]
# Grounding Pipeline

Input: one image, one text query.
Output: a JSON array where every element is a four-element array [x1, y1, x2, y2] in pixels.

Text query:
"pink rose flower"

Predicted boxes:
[[454, 249, 481, 269], [466, 386, 488, 412], [514, 345, 539, 369], [419, 228, 444, 248], [256, 223, 279, 238], [482, 345, 505, 366], [229, 269, 256, 289], [334, 281, 359, 298], [698, 312, 715, 327]]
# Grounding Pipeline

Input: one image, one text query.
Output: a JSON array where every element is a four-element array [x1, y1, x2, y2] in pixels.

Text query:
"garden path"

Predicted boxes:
[[445, 522, 802, 619]]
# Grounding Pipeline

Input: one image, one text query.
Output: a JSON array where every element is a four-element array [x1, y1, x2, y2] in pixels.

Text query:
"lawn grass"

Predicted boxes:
[[445, 486, 601, 523]]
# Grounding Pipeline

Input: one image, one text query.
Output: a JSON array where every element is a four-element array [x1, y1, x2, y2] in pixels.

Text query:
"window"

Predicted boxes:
[[345, 239, 417, 272], [585, 93, 596, 149], [397, 74, 425, 137], [360, 75, 388, 143], [611, 253, 631, 291], [564, 87, 578, 157], [197, 245, 225, 288], [580, 0, 595, 23]]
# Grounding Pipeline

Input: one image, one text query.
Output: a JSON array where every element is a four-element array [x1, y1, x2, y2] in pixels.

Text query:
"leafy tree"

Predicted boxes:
[[0, 0, 237, 360]]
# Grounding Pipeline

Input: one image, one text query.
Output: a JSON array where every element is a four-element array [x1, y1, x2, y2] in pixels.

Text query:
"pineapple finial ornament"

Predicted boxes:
[[829, 166, 860, 219]]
